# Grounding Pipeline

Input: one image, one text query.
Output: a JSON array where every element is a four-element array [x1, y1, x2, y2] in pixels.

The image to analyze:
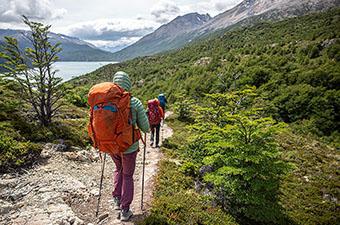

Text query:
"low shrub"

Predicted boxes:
[[0, 134, 41, 173]]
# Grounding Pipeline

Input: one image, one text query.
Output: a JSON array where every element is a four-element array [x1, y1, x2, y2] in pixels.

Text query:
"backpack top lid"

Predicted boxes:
[[148, 99, 159, 108], [87, 82, 127, 107]]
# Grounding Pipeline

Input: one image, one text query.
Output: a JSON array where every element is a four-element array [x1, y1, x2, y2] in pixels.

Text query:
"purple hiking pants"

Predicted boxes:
[[111, 151, 138, 210]]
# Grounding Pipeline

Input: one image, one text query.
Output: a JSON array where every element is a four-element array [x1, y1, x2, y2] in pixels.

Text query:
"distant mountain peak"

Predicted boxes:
[[112, 0, 339, 61], [154, 12, 212, 36], [198, 0, 340, 33], [174, 12, 212, 22], [110, 12, 212, 61]]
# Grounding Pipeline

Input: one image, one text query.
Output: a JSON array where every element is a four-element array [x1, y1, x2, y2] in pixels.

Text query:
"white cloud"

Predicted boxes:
[[85, 37, 142, 52], [149, 0, 242, 24], [55, 0, 242, 52], [182, 0, 242, 16], [86, 37, 141, 48], [56, 18, 159, 52], [62, 18, 159, 40], [0, 0, 243, 53], [0, 0, 67, 23], [150, 0, 181, 23]]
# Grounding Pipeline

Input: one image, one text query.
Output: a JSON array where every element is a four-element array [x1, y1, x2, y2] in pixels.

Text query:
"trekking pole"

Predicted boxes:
[[96, 153, 107, 217], [161, 120, 164, 142], [141, 132, 147, 210]]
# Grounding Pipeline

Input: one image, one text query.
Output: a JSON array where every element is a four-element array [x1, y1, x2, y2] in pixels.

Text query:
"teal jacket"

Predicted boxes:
[[112, 71, 150, 154], [125, 96, 149, 154]]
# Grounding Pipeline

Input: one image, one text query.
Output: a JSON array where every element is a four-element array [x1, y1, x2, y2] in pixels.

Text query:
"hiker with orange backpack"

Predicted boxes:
[[88, 71, 149, 221], [147, 99, 164, 148]]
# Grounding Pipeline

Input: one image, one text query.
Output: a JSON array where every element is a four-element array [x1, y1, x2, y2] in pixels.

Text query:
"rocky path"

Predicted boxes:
[[0, 112, 173, 225]]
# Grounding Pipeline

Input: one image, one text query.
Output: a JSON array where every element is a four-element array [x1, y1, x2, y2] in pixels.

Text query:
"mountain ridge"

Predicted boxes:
[[112, 0, 340, 61], [0, 29, 115, 62], [198, 0, 340, 33], [111, 12, 211, 61]]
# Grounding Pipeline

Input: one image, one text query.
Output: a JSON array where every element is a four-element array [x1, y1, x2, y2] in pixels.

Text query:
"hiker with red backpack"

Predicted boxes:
[[88, 71, 149, 221], [147, 99, 164, 148]]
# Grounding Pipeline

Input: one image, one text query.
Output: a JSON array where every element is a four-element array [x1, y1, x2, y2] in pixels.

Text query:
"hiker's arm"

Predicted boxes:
[[133, 98, 150, 133]]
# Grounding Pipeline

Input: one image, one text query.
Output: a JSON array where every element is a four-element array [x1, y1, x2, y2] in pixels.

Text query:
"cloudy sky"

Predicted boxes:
[[0, 0, 242, 52]]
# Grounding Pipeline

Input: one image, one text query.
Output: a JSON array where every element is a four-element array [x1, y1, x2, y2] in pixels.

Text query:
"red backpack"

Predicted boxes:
[[87, 82, 141, 155], [147, 99, 163, 126]]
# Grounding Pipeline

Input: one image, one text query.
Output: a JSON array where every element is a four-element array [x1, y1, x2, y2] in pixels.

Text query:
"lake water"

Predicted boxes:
[[54, 61, 117, 81]]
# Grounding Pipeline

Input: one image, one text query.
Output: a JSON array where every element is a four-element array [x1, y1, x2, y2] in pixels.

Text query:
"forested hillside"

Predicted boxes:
[[72, 8, 340, 142]]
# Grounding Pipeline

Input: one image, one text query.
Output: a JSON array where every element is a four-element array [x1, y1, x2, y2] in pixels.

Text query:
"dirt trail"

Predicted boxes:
[[0, 112, 173, 225]]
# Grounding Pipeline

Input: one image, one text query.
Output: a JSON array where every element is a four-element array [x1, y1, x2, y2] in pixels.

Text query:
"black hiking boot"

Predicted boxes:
[[120, 209, 133, 221]]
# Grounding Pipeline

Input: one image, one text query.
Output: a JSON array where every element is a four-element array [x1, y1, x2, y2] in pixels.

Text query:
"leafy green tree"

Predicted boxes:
[[0, 16, 64, 126], [189, 88, 291, 224]]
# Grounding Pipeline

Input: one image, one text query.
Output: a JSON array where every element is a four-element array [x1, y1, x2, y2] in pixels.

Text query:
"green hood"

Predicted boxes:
[[113, 71, 131, 91]]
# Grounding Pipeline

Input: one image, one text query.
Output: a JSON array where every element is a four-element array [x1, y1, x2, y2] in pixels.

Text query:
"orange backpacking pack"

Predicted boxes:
[[87, 82, 141, 155]]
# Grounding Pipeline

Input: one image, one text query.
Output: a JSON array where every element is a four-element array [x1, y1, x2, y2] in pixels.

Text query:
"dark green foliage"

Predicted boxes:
[[0, 75, 87, 172], [188, 88, 291, 224], [64, 85, 90, 107], [278, 132, 340, 225], [137, 115, 237, 225], [173, 94, 195, 122], [0, 78, 20, 121], [0, 78, 41, 172], [326, 42, 340, 61], [0, 134, 41, 173], [179, 161, 198, 177]]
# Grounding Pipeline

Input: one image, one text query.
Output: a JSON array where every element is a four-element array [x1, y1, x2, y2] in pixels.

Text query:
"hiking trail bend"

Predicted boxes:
[[0, 111, 174, 225]]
